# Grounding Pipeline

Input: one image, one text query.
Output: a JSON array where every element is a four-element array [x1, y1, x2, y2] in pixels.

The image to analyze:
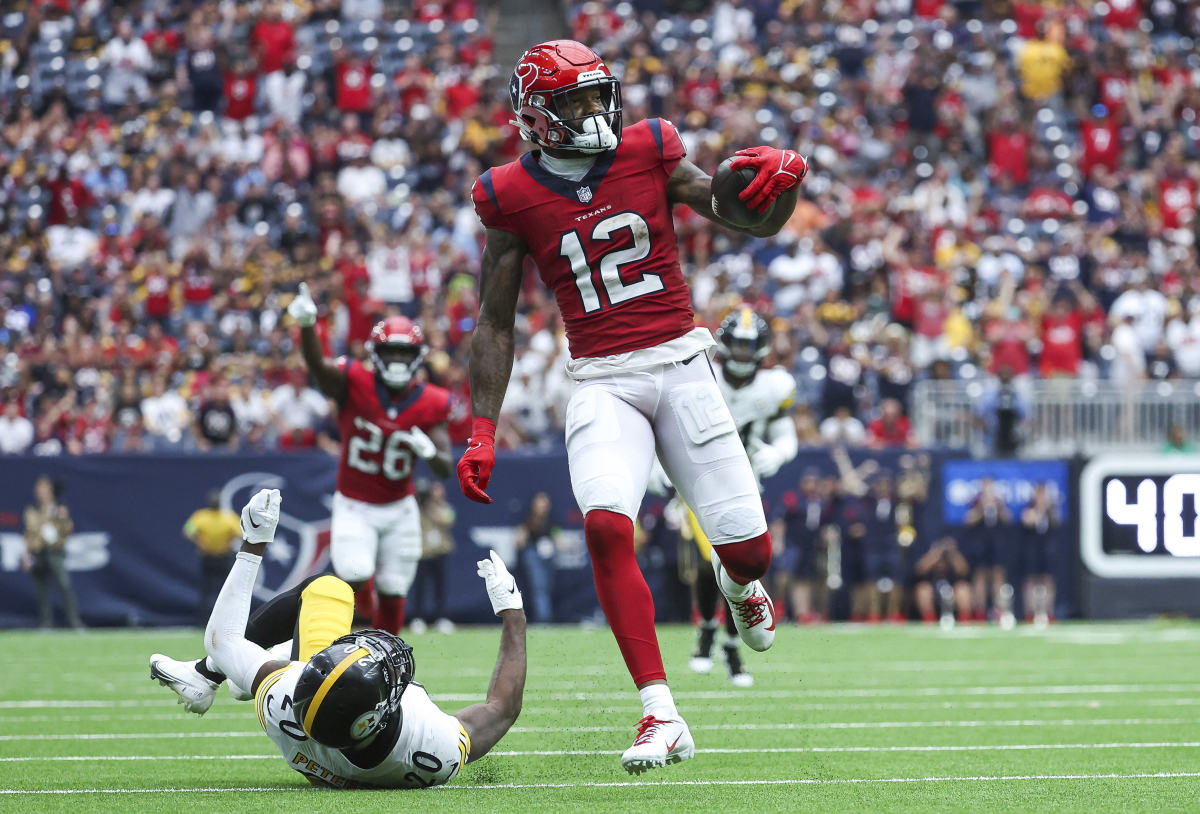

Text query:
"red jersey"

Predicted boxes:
[[1160, 178, 1197, 230], [867, 415, 912, 447], [1080, 120, 1119, 175], [988, 130, 1030, 185], [472, 118, 694, 359], [1039, 311, 1082, 376], [335, 360, 450, 503]]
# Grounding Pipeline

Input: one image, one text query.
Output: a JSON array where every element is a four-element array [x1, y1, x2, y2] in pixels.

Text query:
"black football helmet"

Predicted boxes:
[[291, 629, 415, 750], [716, 306, 771, 383]]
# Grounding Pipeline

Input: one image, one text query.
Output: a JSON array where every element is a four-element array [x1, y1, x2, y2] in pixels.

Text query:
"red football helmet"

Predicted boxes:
[[508, 39, 622, 154], [366, 316, 427, 390]]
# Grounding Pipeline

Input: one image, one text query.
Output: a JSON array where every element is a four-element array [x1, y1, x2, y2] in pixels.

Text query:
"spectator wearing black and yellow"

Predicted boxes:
[[183, 490, 242, 625]]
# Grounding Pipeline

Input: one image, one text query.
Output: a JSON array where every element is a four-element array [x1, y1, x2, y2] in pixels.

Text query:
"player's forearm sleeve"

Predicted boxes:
[[204, 551, 272, 692]]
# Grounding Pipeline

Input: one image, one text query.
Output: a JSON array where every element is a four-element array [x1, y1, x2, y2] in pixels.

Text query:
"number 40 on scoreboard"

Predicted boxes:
[[1081, 455, 1200, 578]]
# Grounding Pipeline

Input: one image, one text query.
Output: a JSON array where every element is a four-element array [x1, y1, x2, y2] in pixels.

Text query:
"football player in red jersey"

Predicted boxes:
[[457, 40, 809, 774], [288, 284, 453, 635]]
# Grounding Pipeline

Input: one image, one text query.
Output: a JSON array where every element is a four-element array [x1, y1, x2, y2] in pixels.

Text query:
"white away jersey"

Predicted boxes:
[[255, 663, 470, 789], [713, 361, 798, 446]]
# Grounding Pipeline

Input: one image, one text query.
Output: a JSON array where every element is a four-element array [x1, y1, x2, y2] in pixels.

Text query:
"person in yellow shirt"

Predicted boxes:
[[184, 490, 243, 625], [1017, 25, 1071, 102]]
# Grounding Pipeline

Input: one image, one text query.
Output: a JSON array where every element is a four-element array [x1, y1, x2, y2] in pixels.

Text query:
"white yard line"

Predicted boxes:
[[4, 772, 1200, 794], [3, 718, 1198, 741], [3, 742, 1200, 762], [6, 683, 1200, 709], [4, 696, 1200, 725]]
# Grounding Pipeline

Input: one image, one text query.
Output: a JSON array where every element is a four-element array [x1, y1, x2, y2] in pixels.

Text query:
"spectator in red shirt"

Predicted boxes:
[[987, 306, 1034, 376], [1080, 103, 1120, 175], [1159, 166, 1197, 232], [867, 398, 914, 448], [223, 61, 258, 121], [442, 68, 480, 120], [1012, 1, 1046, 38], [988, 113, 1031, 186], [1102, 0, 1142, 30], [334, 49, 374, 115], [251, 2, 295, 75], [1038, 297, 1083, 377]]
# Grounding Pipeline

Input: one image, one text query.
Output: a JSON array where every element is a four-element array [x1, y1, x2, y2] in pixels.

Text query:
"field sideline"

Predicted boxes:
[[2, 622, 1200, 812]]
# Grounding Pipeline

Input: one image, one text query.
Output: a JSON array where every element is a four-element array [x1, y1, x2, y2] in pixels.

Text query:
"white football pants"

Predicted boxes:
[[329, 491, 420, 595], [565, 354, 766, 545]]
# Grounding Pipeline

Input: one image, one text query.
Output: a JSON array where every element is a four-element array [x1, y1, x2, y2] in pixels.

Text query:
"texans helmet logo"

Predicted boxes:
[[509, 61, 538, 110]]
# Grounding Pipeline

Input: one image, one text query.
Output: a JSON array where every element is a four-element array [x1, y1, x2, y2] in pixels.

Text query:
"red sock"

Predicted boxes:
[[715, 531, 772, 585], [585, 510, 665, 686], [374, 595, 406, 634], [354, 578, 377, 623]]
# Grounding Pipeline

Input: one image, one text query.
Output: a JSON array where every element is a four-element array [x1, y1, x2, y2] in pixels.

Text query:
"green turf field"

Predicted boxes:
[[3, 622, 1200, 812]]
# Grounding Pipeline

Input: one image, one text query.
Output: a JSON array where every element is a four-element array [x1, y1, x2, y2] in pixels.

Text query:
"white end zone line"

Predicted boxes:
[[5, 718, 1200, 741], [4, 772, 1200, 794], [3, 743, 1200, 762]]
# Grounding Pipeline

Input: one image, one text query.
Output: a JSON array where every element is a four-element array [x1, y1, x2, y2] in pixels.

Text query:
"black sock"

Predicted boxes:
[[194, 659, 226, 685]]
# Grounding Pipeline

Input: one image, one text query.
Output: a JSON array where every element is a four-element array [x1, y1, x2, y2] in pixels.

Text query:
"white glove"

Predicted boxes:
[[750, 442, 786, 480], [287, 282, 317, 328], [646, 459, 673, 497], [240, 488, 281, 544], [476, 549, 523, 615], [400, 426, 437, 460]]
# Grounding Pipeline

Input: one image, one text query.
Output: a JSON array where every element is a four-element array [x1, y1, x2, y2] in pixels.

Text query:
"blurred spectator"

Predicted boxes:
[[268, 366, 331, 440], [820, 406, 866, 446], [0, 393, 34, 454], [142, 373, 191, 450], [1161, 424, 1196, 455], [101, 18, 153, 107], [963, 477, 1014, 622], [410, 480, 457, 635], [774, 471, 831, 624], [512, 491, 558, 624], [182, 489, 241, 625], [866, 398, 915, 449], [193, 376, 238, 452], [976, 367, 1028, 457], [1020, 482, 1059, 626], [22, 475, 83, 630], [912, 537, 972, 624]]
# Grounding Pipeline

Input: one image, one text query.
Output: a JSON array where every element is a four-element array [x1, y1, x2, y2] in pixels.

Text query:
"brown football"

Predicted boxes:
[[710, 156, 774, 228]]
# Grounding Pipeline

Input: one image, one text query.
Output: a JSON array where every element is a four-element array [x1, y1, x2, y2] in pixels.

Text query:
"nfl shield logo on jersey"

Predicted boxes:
[[577, 186, 593, 204]]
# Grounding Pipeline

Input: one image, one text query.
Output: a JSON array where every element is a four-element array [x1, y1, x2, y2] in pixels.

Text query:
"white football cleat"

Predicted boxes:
[[712, 559, 776, 652], [620, 715, 695, 775], [150, 654, 218, 715], [730, 672, 755, 688], [689, 656, 714, 674]]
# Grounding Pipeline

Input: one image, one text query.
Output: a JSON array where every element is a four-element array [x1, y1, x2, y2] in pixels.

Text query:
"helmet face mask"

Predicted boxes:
[[509, 40, 623, 155], [367, 317, 427, 390], [291, 629, 415, 751], [717, 308, 771, 383]]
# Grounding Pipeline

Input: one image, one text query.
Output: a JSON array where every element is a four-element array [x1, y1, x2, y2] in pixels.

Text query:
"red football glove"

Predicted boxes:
[[457, 417, 496, 504], [728, 147, 810, 213]]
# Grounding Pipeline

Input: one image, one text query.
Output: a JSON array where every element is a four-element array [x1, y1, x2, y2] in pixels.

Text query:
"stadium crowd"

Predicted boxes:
[[0, 0, 1198, 456]]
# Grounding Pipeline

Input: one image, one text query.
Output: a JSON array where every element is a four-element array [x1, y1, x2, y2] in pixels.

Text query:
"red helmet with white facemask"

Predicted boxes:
[[508, 39, 622, 155], [367, 316, 427, 390]]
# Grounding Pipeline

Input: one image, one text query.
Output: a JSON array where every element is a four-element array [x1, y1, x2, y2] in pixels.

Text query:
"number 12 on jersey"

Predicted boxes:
[[560, 211, 662, 313]]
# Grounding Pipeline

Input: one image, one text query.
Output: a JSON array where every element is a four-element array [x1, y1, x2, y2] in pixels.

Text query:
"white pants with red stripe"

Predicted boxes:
[[329, 491, 420, 595], [564, 354, 766, 545]]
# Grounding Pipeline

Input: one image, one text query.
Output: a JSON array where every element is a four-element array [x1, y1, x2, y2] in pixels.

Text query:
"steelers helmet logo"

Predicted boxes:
[[351, 708, 382, 741]]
